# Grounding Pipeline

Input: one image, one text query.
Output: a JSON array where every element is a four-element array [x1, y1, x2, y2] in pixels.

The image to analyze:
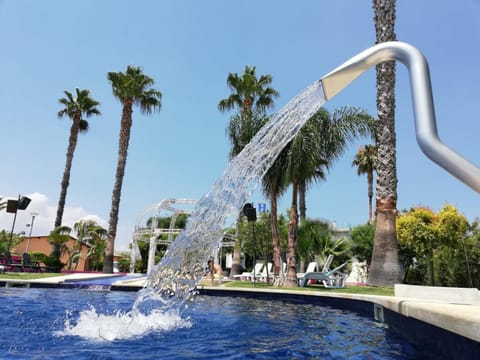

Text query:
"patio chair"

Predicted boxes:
[[22, 253, 43, 273], [257, 262, 273, 283], [298, 255, 348, 288], [296, 261, 320, 283], [3, 253, 23, 272], [233, 262, 264, 281]]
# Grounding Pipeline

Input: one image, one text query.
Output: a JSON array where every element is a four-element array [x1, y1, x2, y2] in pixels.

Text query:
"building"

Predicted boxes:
[[12, 235, 90, 272]]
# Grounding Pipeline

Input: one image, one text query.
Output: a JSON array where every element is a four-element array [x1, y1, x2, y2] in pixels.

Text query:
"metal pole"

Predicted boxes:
[[252, 221, 256, 287], [24, 213, 38, 253], [7, 194, 20, 254]]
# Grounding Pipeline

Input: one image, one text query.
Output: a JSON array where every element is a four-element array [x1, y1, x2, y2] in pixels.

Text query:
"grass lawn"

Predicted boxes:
[[224, 280, 394, 296], [0, 272, 64, 280]]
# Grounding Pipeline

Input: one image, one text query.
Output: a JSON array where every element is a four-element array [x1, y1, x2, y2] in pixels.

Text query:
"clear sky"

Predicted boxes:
[[1, 1, 480, 252]]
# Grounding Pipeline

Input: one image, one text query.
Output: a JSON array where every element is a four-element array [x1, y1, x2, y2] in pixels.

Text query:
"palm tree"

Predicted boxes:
[[87, 226, 108, 271], [48, 225, 72, 271], [218, 65, 279, 117], [369, 0, 403, 285], [262, 144, 290, 279], [298, 107, 373, 222], [71, 219, 100, 270], [283, 107, 372, 287], [103, 65, 162, 273], [55, 89, 101, 228], [352, 144, 377, 223], [218, 65, 279, 276]]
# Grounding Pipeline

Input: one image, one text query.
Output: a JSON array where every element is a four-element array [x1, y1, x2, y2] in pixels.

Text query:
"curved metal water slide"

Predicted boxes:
[[320, 41, 480, 193]]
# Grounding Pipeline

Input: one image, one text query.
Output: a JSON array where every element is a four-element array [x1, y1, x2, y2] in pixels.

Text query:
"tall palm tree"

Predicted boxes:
[[103, 65, 162, 273], [218, 65, 279, 117], [55, 89, 100, 228], [369, 0, 403, 285], [262, 144, 290, 279], [352, 144, 377, 223], [218, 65, 279, 276], [283, 107, 372, 287]]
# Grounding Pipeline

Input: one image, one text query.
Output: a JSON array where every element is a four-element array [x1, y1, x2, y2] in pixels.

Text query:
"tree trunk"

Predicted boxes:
[[270, 182, 282, 277], [104, 100, 133, 273], [284, 179, 299, 287], [368, 0, 403, 286], [368, 200, 403, 285], [229, 216, 243, 277], [367, 170, 374, 223], [55, 113, 80, 228], [299, 179, 306, 224]]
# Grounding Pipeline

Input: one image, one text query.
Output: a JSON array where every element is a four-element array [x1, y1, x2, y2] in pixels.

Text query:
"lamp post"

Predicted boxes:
[[24, 212, 39, 254], [6, 195, 31, 254]]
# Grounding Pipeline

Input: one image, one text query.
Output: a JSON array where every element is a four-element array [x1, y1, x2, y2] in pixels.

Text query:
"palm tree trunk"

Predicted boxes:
[[104, 100, 133, 273], [230, 216, 243, 277], [55, 113, 80, 228], [299, 179, 307, 223], [368, 0, 403, 286], [367, 170, 374, 222], [270, 182, 282, 277], [284, 179, 299, 287]]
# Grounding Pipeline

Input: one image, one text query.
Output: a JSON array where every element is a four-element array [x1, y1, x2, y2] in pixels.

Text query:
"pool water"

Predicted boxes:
[[0, 288, 434, 359]]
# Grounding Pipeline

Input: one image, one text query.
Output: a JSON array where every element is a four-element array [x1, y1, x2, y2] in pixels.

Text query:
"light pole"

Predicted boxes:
[[25, 212, 39, 253], [6, 195, 31, 254]]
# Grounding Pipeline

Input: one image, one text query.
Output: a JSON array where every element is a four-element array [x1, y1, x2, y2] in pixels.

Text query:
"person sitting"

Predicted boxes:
[[207, 259, 223, 279]]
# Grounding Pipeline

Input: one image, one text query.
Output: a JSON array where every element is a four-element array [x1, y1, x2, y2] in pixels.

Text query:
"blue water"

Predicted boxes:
[[0, 288, 433, 359]]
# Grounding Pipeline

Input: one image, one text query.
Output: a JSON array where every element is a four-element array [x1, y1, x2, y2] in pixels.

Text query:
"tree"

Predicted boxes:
[[218, 65, 279, 277], [218, 65, 279, 118], [349, 222, 375, 264], [104, 65, 162, 273], [368, 0, 403, 286], [298, 107, 373, 222], [72, 219, 103, 270], [87, 226, 108, 271], [435, 205, 471, 287], [352, 144, 377, 223], [48, 225, 72, 272], [55, 88, 101, 228], [397, 205, 472, 287], [283, 107, 372, 287], [262, 145, 290, 279], [397, 207, 436, 285]]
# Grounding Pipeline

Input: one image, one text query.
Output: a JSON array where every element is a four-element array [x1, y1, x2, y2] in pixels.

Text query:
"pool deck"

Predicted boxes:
[[2, 273, 479, 344]]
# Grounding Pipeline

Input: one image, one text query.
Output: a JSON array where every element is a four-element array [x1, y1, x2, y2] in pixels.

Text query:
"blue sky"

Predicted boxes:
[[1, 1, 480, 251]]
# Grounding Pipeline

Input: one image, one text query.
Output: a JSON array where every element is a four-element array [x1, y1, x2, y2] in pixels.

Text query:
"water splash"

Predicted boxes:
[[61, 79, 326, 341], [58, 307, 191, 341], [134, 79, 326, 313]]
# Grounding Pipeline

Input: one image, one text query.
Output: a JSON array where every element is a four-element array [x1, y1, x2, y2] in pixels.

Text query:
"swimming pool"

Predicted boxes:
[[0, 287, 437, 359]]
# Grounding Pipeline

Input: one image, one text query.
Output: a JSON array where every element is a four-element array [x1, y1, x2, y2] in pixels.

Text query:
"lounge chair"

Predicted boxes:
[[257, 262, 273, 283], [298, 255, 348, 288], [233, 262, 264, 281], [296, 261, 320, 282]]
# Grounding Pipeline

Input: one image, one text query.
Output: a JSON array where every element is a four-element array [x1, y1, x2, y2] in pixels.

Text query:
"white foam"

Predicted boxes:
[[56, 306, 191, 341]]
